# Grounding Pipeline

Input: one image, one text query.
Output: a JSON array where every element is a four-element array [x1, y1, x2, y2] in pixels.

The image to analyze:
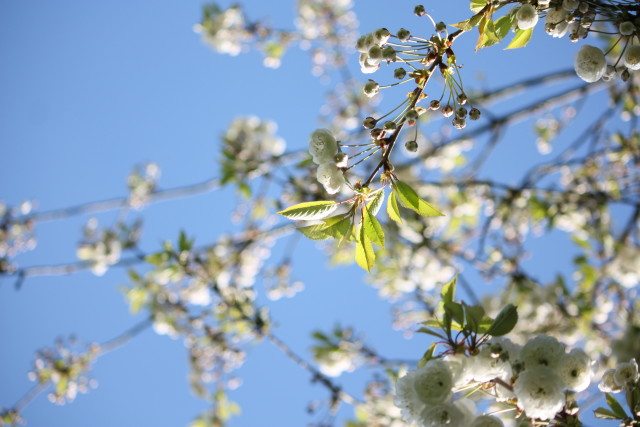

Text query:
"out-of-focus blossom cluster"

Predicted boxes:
[[311, 327, 364, 377], [348, 380, 404, 427], [263, 262, 304, 300], [0, 201, 36, 270], [296, 0, 358, 75], [194, 4, 251, 56], [221, 117, 286, 187], [127, 163, 160, 209], [76, 218, 140, 276], [27, 337, 99, 405]]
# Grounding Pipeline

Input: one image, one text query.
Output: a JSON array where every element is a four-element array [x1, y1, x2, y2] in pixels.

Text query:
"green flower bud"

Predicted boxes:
[[394, 67, 407, 79], [469, 108, 481, 120], [435, 21, 447, 33], [452, 117, 466, 129], [382, 46, 397, 61], [442, 105, 454, 117], [414, 5, 426, 16], [363, 80, 380, 98], [405, 140, 418, 152], [363, 117, 378, 129], [429, 100, 441, 110], [397, 28, 411, 42]]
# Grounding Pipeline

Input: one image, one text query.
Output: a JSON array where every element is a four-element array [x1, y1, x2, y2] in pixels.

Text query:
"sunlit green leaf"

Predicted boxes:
[[505, 28, 533, 49], [355, 226, 375, 272], [594, 407, 621, 420], [387, 190, 403, 224], [367, 189, 385, 216], [278, 201, 337, 220], [394, 181, 444, 217], [363, 207, 385, 247], [441, 275, 457, 303], [605, 393, 628, 419], [470, 0, 487, 13]]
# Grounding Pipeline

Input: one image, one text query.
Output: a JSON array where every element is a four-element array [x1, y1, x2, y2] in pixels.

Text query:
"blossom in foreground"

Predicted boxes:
[[574, 45, 607, 83], [309, 128, 338, 164], [316, 162, 344, 194], [514, 366, 566, 420], [516, 4, 538, 30]]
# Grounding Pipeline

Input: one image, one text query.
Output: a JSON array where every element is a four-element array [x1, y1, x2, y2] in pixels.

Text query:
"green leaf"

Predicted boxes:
[[444, 301, 465, 326], [593, 407, 621, 420], [505, 28, 533, 50], [297, 223, 332, 241], [126, 288, 148, 314], [441, 275, 457, 303], [451, 13, 484, 32], [363, 207, 385, 247], [417, 342, 438, 368], [367, 190, 385, 216], [416, 327, 446, 340], [464, 304, 485, 333], [486, 304, 518, 336], [606, 393, 628, 419], [237, 181, 251, 198], [328, 216, 355, 243], [387, 190, 403, 224], [476, 14, 500, 50], [470, 0, 487, 13], [355, 226, 375, 272], [178, 230, 192, 252], [394, 181, 444, 217], [476, 316, 496, 334], [278, 201, 337, 220], [493, 15, 514, 41]]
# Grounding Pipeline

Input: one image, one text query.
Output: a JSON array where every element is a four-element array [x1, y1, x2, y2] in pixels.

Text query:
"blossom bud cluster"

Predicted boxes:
[[0, 200, 36, 263], [395, 334, 594, 424], [127, 163, 160, 209], [599, 358, 639, 393], [356, 27, 394, 74], [308, 129, 345, 194]]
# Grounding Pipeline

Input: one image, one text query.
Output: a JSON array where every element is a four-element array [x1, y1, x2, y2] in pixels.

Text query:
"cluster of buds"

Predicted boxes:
[[308, 129, 346, 194]]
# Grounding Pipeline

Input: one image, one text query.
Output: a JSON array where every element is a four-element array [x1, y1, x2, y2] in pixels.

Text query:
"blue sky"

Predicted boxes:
[[0, 1, 615, 426]]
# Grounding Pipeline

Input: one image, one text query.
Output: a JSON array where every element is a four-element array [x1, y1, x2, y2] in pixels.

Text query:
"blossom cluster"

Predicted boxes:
[[395, 334, 593, 425], [599, 358, 639, 394], [0, 200, 36, 268], [127, 163, 160, 209], [221, 117, 286, 185], [76, 218, 125, 276], [194, 4, 251, 56], [308, 129, 345, 194]]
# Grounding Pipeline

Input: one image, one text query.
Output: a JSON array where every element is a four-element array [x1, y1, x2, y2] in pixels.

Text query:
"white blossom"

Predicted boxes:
[[514, 366, 566, 420], [624, 45, 640, 71], [394, 360, 454, 423], [545, 9, 569, 38], [316, 162, 344, 194], [443, 353, 474, 389], [614, 359, 639, 389], [574, 45, 607, 83], [598, 369, 623, 393], [471, 415, 504, 427], [516, 4, 539, 30], [619, 21, 636, 36], [557, 348, 592, 392], [520, 334, 565, 370], [309, 129, 338, 164], [418, 401, 474, 427]]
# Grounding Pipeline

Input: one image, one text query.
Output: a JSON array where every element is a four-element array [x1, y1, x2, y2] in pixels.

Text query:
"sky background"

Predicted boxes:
[[0, 1, 614, 426]]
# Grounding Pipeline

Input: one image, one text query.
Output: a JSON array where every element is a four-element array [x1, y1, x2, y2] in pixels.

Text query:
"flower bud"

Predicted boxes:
[[382, 46, 397, 61], [516, 4, 539, 30], [442, 105, 454, 117], [578, 2, 589, 13], [374, 28, 391, 46], [435, 21, 447, 33], [397, 28, 411, 42], [455, 107, 467, 118], [456, 93, 468, 105], [414, 5, 426, 16], [334, 152, 348, 168], [405, 140, 418, 152], [394, 67, 407, 79], [363, 80, 380, 98], [405, 109, 419, 125], [574, 44, 606, 82], [621, 68, 631, 82], [452, 117, 467, 129], [429, 99, 441, 110], [370, 128, 384, 140], [368, 45, 382, 61], [356, 35, 369, 53], [469, 108, 481, 120], [383, 121, 397, 132], [363, 117, 377, 129], [624, 45, 640, 71], [620, 21, 636, 36]]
